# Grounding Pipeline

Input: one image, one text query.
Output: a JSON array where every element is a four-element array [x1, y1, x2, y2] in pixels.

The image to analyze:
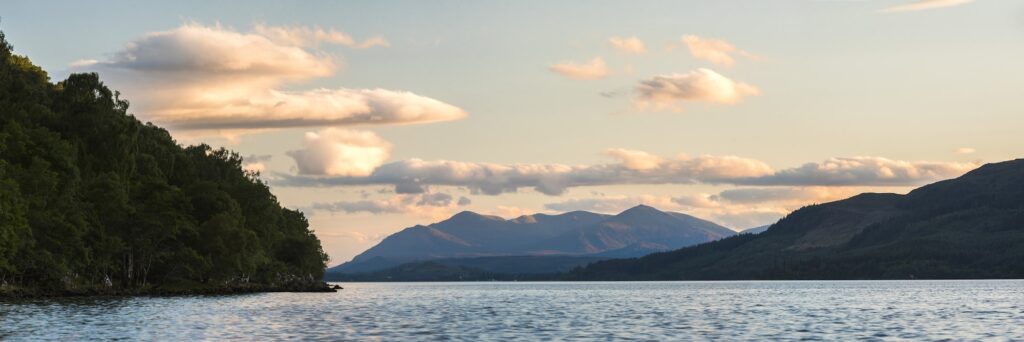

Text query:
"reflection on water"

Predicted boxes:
[[2, 280, 1023, 340]]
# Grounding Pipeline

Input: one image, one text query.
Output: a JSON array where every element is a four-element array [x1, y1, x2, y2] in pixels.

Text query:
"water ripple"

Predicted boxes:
[[2, 280, 1023, 340]]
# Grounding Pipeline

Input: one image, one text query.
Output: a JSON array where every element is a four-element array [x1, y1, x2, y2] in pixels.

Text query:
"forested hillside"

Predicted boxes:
[[0, 31, 328, 295]]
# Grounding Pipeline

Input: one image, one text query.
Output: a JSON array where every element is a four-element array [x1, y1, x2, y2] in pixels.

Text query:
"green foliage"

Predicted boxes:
[[0, 31, 327, 291]]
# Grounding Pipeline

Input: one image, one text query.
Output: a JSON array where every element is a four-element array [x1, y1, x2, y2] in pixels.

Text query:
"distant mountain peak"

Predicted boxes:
[[511, 215, 539, 224], [447, 211, 504, 223], [332, 204, 735, 274], [613, 204, 672, 220], [620, 204, 662, 214]]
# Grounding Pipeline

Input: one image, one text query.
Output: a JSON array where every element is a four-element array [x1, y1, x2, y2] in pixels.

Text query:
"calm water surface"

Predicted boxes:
[[2, 280, 1023, 340]]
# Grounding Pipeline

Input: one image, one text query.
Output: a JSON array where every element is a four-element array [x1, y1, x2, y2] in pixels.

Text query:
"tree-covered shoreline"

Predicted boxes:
[[0, 31, 331, 297]]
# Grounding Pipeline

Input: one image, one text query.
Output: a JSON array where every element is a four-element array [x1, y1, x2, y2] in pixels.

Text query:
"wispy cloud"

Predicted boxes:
[[608, 36, 647, 54], [253, 23, 389, 48], [680, 35, 759, 68], [880, 0, 974, 13], [549, 57, 609, 80]]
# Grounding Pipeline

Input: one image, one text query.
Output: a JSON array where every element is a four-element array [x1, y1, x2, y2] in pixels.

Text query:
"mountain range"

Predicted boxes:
[[566, 159, 1024, 280], [329, 159, 1024, 281], [327, 205, 737, 275]]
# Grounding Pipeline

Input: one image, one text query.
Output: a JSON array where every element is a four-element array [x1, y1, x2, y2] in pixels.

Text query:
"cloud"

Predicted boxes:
[[608, 36, 647, 54], [309, 192, 466, 218], [713, 187, 858, 204], [732, 157, 978, 186], [955, 147, 976, 154], [604, 148, 664, 170], [633, 69, 760, 110], [486, 206, 537, 219], [881, 0, 974, 13], [681, 35, 759, 68], [74, 23, 464, 134], [242, 154, 273, 173], [252, 24, 389, 48], [286, 128, 392, 177], [549, 57, 609, 80], [277, 152, 773, 196], [166, 88, 468, 130], [277, 150, 977, 196], [682, 35, 737, 67]]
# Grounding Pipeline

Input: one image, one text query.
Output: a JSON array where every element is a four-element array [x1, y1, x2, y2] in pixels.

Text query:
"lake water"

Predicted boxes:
[[2, 280, 1023, 340]]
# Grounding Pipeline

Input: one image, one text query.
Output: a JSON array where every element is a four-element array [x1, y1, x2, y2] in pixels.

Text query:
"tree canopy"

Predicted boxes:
[[0, 30, 328, 293]]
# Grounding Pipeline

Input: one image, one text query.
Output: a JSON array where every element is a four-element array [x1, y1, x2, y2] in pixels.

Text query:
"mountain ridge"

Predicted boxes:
[[330, 205, 736, 274], [564, 159, 1024, 280]]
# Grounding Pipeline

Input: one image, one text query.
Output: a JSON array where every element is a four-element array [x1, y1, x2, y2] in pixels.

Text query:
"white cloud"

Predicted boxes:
[[549, 57, 609, 80], [286, 128, 392, 177], [277, 151, 976, 196], [74, 23, 463, 135], [881, 0, 974, 13], [608, 36, 647, 54], [168, 88, 468, 130], [682, 35, 736, 67], [634, 69, 760, 110], [681, 35, 759, 68], [253, 24, 389, 48], [604, 148, 664, 170], [242, 154, 273, 174], [956, 147, 976, 154]]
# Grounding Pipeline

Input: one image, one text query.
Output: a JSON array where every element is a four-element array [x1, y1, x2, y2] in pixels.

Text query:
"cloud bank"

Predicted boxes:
[[278, 149, 977, 196]]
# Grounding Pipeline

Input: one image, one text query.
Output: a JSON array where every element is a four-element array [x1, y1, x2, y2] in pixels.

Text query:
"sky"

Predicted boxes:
[[3, 0, 1023, 265]]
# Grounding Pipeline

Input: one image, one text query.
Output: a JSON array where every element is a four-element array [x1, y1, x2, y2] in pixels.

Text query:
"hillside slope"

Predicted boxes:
[[0, 31, 328, 295], [566, 159, 1024, 280]]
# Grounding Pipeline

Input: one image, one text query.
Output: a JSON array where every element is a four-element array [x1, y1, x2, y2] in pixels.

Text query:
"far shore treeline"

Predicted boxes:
[[0, 31, 329, 295]]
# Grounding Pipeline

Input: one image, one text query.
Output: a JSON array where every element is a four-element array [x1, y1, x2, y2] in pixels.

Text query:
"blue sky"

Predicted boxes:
[[3, 0, 1022, 263]]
